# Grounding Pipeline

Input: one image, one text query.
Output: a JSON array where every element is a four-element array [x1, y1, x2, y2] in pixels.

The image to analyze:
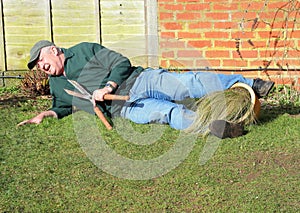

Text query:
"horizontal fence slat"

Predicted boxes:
[[101, 1, 144, 8], [5, 27, 52, 36]]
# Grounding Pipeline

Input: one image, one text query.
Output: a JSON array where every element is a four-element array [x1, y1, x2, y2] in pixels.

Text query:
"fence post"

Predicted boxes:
[[145, 0, 159, 68], [95, 0, 102, 44], [46, 0, 54, 42], [0, 0, 7, 72]]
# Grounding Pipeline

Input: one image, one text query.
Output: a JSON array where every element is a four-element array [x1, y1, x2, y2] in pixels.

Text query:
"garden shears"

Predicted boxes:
[[64, 79, 129, 130]]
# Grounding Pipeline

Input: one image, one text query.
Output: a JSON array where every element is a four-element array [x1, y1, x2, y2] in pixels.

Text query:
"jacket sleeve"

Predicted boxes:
[[91, 43, 133, 86], [49, 76, 73, 119], [50, 95, 73, 119]]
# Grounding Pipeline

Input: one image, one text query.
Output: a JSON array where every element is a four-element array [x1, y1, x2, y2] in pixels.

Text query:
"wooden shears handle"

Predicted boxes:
[[94, 106, 113, 130], [94, 94, 130, 130], [103, 94, 129, 101]]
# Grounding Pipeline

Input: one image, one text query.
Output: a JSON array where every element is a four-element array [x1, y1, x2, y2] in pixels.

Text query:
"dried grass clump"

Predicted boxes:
[[186, 85, 259, 135], [21, 69, 50, 96]]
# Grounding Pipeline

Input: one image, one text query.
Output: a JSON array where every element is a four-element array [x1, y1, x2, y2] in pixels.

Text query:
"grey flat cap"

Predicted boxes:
[[27, 40, 55, 69]]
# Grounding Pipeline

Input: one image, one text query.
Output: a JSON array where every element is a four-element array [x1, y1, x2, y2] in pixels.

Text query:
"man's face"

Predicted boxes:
[[36, 46, 64, 76]]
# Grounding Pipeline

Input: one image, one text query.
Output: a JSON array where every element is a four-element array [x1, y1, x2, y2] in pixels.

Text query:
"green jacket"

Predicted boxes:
[[49, 42, 144, 118]]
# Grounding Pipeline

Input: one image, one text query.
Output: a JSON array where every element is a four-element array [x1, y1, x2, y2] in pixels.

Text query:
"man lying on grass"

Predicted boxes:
[[18, 40, 274, 139]]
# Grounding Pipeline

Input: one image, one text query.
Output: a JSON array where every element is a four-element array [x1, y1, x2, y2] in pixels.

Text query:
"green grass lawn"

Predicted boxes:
[[0, 88, 299, 212]]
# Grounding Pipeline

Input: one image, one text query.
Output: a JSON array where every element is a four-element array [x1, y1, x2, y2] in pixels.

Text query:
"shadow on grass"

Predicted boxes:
[[0, 94, 52, 112], [258, 103, 300, 125], [0, 95, 33, 108]]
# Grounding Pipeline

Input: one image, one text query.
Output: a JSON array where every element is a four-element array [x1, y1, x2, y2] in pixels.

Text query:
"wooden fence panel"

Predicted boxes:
[[0, 0, 151, 71], [51, 0, 100, 48], [100, 0, 146, 66], [3, 0, 51, 70], [100, 0, 145, 45]]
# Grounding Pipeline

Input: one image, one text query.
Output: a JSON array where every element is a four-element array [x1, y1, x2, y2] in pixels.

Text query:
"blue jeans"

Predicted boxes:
[[120, 69, 254, 130]]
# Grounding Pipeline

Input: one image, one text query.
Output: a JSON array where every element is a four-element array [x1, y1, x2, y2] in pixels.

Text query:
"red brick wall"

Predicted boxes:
[[158, 0, 300, 90]]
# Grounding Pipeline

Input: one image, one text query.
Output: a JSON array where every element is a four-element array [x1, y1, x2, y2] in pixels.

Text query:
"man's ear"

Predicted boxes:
[[50, 46, 59, 56]]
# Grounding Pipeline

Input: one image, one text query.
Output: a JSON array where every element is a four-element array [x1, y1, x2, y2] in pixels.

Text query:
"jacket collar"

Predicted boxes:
[[61, 48, 74, 60]]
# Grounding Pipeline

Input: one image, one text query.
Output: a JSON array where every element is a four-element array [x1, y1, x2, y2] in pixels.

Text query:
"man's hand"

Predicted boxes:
[[92, 81, 117, 105], [17, 110, 58, 127], [92, 87, 112, 102]]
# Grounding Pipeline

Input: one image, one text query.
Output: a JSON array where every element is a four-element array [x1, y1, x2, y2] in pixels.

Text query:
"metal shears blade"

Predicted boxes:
[[64, 88, 92, 102], [65, 79, 130, 102], [64, 79, 113, 130], [64, 79, 93, 103], [68, 79, 90, 96]]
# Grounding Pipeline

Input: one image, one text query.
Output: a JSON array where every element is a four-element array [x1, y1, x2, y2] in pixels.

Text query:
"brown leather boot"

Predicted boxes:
[[252, 78, 275, 98], [208, 120, 244, 139]]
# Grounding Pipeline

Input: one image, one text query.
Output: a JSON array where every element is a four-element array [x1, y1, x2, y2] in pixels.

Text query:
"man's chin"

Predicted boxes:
[[50, 70, 60, 76]]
